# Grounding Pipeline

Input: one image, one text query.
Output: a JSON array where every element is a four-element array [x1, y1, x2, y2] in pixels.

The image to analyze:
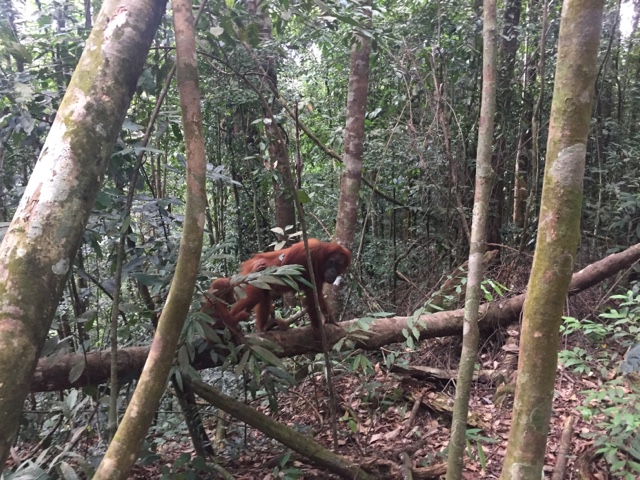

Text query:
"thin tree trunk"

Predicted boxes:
[[0, 146, 6, 221], [487, 0, 522, 248], [593, 4, 621, 238], [329, 4, 372, 311], [512, 0, 540, 227], [500, 1, 604, 478], [0, 0, 166, 470], [247, 0, 295, 243], [518, 0, 548, 253], [93, 0, 206, 477], [84, 0, 92, 29], [430, 53, 471, 242], [106, 57, 179, 441], [446, 0, 497, 477]]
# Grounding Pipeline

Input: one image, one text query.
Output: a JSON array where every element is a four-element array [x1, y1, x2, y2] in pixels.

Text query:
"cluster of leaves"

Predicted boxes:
[[560, 287, 640, 478]]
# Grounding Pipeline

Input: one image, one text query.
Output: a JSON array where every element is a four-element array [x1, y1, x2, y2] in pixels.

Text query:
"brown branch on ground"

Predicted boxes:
[[551, 415, 575, 480], [402, 392, 423, 435], [184, 374, 383, 480]]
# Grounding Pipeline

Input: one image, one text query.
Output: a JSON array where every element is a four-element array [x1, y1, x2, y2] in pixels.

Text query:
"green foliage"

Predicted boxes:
[[599, 290, 640, 346], [235, 264, 312, 291], [4, 0, 640, 474], [402, 314, 423, 350], [560, 290, 640, 478], [465, 428, 498, 470], [558, 346, 596, 375], [578, 378, 640, 479], [561, 315, 608, 342], [158, 453, 219, 479], [481, 279, 508, 302], [345, 352, 374, 375], [271, 453, 303, 479], [216, 338, 296, 412], [559, 287, 640, 377], [6, 390, 97, 479]]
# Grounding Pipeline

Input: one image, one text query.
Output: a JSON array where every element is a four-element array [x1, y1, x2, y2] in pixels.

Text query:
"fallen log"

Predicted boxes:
[[31, 243, 640, 392], [185, 375, 384, 480]]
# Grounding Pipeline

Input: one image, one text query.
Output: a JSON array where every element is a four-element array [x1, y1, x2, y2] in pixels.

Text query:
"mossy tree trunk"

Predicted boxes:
[[185, 375, 378, 480], [446, 0, 497, 477], [499, 1, 605, 478], [0, 0, 166, 470], [92, 0, 207, 478]]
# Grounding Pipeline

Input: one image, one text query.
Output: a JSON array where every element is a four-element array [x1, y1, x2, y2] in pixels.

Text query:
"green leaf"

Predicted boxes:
[[282, 276, 300, 290], [58, 461, 80, 480], [129, 273, 162, 286], [297, 189, 311, 204], [178, 346, 190, 368], [235, 349, 251, 376], [69, 358, 86, 384], [278, 452, 292, 467], [250, 345, 285, 369], [174, 369, 183, 391], [260, 275, 288, 286], [196, 317, 222, 344], [348, 418, 358, 433]]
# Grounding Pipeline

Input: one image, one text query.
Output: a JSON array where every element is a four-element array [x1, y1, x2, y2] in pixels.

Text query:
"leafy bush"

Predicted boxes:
[[559, 290, 640, 478], [578, 378, 640, 479]]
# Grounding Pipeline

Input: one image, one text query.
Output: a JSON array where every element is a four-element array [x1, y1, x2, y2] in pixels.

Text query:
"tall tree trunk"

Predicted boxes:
[[446, 0, 497, 477], [93, 0, 206, 477], [513, 0, 540, 227], [487, 0, 522, 248], [500, 1, 604, 478], [592, 5, 621, 237], [0, 146, 7, 222], [84, 0, 92, 29], [247, 0, 295, 243], [0, 0, 166, 470], [329, 5, 372, 312]]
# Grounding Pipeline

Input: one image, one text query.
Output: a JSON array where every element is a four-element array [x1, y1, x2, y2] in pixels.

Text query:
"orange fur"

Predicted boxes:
[[202, 239, 351, 334]]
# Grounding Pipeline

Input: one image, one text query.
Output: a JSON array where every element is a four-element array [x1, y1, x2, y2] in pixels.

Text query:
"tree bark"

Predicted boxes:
[[487, 0, 522, 248], [29, 243, 640, 393], [512, 0, 541, 227], [446, 0, 497, 477], [185, 375, 378, 480], [329, 4, 372, 311], [0, 0, 166, 470], [500, 1, 604, 478], [93, 0, 206, 477], [246, 0, 295, 242]]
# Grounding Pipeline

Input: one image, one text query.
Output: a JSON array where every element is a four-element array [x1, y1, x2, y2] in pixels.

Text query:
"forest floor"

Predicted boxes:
[[125, 267, 629, 479], [125, 325, 623, 480], [7, 274, 629, 479], [6, 324, 625, 479]]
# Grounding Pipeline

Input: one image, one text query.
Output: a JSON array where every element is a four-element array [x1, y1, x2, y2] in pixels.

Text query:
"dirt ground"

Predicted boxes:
[[125, 330, 622, 479]]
